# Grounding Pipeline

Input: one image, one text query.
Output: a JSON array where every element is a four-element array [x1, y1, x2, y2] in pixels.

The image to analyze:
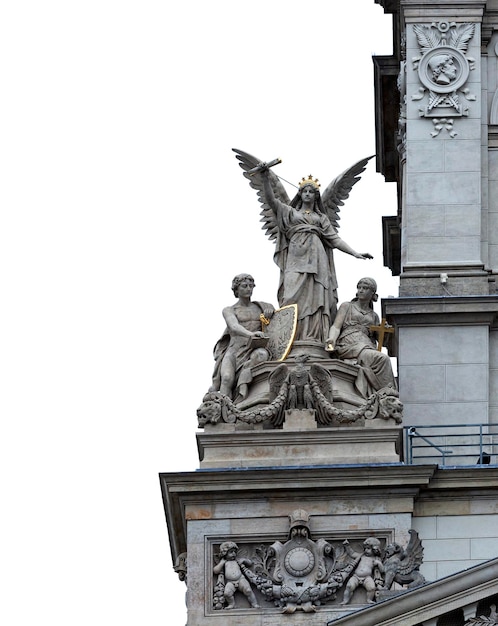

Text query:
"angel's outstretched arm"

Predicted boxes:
[[333, 236, 373, 260], [260, 168, 278, 213], [342, 539, 360, 559]]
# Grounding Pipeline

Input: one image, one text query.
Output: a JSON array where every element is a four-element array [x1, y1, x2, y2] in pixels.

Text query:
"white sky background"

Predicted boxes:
[[1, 2, 398, 624]]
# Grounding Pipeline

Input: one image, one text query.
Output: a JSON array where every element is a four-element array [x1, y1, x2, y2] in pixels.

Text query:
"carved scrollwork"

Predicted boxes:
[[173, 552, 187, 584]]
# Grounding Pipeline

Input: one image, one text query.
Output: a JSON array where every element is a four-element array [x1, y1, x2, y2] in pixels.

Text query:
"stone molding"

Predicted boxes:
[[196, 425, 402, 469], [382, 294, 498, 324], [159, 465, 437, 560]]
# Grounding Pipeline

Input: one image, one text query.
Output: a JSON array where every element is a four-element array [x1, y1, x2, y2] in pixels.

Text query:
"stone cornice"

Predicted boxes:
[[160, 464, 437, 560], [161, 463, 498, 562], [374, 0, 400, 13], [429, 466, 498, 489], [400, 0, 486, 11], [382, 295, 498, 326], [162, 464, 436, 491]]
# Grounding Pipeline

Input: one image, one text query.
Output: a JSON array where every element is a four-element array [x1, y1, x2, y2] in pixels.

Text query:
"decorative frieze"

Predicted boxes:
[[209, 510, 425, 613]]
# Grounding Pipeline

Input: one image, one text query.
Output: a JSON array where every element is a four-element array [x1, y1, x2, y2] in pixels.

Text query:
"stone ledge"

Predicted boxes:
[[197, 422, 403, 469], [382, 295, 498, 327], [159, 464, 438, 587]]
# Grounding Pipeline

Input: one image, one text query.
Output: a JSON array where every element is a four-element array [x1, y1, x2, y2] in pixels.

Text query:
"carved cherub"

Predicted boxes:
[[213, 541, 260, 610], [340, 538, 384, 605], [382, 530, 426, 590]]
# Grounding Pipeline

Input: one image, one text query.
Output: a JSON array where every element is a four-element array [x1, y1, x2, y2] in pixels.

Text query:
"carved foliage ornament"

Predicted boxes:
[[211, 511, 426, 613], [197, 381, 403, 428], [411, 21, 476, 136]]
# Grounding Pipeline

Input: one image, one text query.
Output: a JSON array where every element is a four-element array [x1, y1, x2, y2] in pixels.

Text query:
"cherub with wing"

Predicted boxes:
[[382, 530, 426, 590], [233, 149, 373, 345]]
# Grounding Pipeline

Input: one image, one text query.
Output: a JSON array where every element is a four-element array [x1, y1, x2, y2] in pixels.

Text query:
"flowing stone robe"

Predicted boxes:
[[272, 197, 341, 343], [334, 301, 396, 397]]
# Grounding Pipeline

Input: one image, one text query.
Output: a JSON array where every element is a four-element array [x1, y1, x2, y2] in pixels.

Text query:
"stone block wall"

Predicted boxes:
[[413, 513, 498, 580], [399, 325, 489, 427], [402, 16, 483, 272]]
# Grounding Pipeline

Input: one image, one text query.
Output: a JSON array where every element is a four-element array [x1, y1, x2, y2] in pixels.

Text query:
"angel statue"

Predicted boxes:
[[233, 149, 373, 345]]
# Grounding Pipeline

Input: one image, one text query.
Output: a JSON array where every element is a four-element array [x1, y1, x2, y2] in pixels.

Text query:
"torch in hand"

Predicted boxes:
[[247, 157, 282, 176]]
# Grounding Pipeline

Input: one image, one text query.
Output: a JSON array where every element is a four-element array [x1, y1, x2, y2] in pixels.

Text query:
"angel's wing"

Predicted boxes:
[[268, 364, 289, 427], [269, 363, 289, 402], [320, 155, 374, 230], [310, 364, 333, 401], [398, 530, 424, 576], [232, 148, 291, 242], [309, 364, 334, 426]]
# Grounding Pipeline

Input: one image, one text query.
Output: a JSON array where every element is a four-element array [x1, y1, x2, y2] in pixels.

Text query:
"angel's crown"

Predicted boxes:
[[299, 174, 320, 190]]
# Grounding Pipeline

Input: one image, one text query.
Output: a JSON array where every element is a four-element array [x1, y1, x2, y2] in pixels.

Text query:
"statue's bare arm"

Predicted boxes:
[[325, 303, 349, 350], [333, 237, 373, 260]]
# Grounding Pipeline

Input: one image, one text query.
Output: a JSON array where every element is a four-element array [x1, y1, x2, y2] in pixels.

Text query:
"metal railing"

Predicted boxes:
[[403, 423, 498, 467]]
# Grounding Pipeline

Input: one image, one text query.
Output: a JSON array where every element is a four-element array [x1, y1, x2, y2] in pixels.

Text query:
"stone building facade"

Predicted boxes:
[[161, 2, 498, 625]]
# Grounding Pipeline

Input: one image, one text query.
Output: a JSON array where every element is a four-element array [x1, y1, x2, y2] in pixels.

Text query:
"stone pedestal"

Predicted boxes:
[[197, 411, 402, 469], [237, 359, 380, 413]]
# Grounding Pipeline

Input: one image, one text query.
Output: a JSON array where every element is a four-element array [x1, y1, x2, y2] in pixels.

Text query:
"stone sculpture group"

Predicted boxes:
[[184, 151, 416, 616], [198, 149, 402, 427]]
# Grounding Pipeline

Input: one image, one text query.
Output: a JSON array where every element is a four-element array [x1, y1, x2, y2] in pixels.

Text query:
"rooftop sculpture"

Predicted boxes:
[[233, 148, 373, 346], [209, 274, 274, 402], [326, 277, 397, 396], [197, 150, 402, 429]]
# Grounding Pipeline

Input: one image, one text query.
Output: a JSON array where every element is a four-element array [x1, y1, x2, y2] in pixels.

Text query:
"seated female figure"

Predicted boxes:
[[325, 277, 396, 397]]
